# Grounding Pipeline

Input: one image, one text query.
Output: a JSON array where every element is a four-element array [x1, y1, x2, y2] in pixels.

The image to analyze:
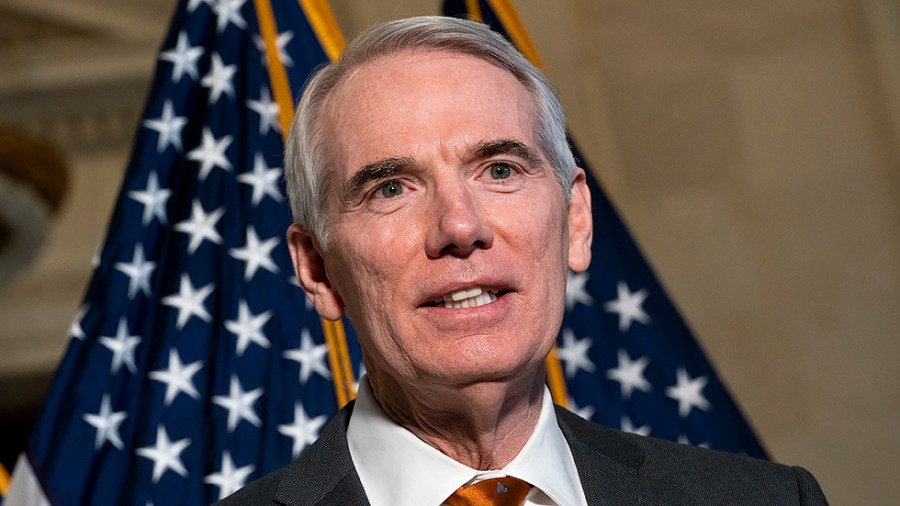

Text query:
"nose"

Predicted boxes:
[[425, 178, 494, 258]]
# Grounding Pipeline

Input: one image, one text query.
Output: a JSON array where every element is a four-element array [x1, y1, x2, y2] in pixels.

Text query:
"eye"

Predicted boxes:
[[377, 180, 404, 198], [488, 163, 512, 180]]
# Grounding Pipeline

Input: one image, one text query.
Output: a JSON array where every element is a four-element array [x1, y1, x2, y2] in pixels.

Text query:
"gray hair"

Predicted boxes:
[[284, 15, 576, 248]]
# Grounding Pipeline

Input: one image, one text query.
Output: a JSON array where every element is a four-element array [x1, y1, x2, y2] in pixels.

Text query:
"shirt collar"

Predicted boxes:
[[347, 378, 586, 506], [503, 387, 586, 506]]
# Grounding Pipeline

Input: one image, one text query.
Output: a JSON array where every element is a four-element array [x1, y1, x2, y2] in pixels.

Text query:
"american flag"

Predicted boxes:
[[9, 0, 362, 504], [443, 0, 768, 458], [8, 0, 767, 504]]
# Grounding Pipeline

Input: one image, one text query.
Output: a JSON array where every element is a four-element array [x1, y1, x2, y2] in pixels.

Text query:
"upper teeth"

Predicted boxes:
[[441, 286, 498, 309]]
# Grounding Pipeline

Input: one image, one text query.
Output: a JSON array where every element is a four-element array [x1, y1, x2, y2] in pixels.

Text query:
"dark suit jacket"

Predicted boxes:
[[217, 403, 828, 506]]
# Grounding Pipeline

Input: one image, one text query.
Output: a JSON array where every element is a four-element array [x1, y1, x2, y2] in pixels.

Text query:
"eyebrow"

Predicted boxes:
[[338, 140, 543, 205], [341, 156, 414, 204], [472, 139, 543, 167]]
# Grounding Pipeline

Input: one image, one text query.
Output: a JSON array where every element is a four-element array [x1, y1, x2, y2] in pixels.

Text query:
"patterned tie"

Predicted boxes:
[[444, 476, 532, 506]]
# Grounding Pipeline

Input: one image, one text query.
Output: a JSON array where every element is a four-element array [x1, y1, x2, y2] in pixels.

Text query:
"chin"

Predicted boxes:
[[424, 354, 543, 387]]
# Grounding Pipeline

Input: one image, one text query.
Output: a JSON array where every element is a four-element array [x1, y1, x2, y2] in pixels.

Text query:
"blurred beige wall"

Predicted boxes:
[[1, 1, 898, 503]]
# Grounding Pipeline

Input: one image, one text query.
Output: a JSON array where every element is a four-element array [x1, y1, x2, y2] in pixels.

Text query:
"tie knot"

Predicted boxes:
[[444, 476, 531, 506]]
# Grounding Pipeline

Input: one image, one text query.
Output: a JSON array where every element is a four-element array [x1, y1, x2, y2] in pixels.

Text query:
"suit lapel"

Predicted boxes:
[[273, 403, 370, 506], [555, 407, 688, 506]]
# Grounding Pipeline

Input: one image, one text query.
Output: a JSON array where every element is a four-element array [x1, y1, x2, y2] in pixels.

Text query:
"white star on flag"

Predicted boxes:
[[565, 270, 594, 310], [566, 396, 595, 421], [603, 281, 651, 332], [204, 451, 255, 500], [128, 171, 171, 225], [187, 127, 233, 180], [69, 303, 88, 340], [159, 31, 204, 82], [135, 426, 191, 483], [187, 0, 211, 13], [148, 349, 203, 406], [143, 100, 188, 152], [161, 273, 214, 330], [237, 153, 283, 206], [229, 226, 279, 281], [201, 53, 237, 103], [212, 375, 264, 432], [99, 318, 141, 375], [114, 244, 157, 299], [214, 0, 247, 32], [606, 349, 652, 399], [620, 416, 652, 437], [283, 328, 331, 384], [82, 394, 127, 450], [555, 328, 595, 378], [174, 199, 225, 254], [225, 299, 273, 356], [277, 402, 328, 457], [253, 30, 294, 67], [665, 368, 710, 417], [246, 88, 280, 135]]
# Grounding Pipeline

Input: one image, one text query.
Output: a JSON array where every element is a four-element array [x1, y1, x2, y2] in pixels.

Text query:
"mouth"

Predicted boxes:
[[422, 286, 508, 309]]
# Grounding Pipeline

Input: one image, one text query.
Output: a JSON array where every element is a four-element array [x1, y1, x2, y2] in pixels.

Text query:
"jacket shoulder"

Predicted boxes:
[[215, 404, 366, 506], [555, 406, 828, 505], [632, 432, 827, 504]]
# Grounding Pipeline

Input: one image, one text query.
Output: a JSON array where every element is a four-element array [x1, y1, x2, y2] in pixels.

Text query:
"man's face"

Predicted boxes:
[[289, 50, 592, 390]]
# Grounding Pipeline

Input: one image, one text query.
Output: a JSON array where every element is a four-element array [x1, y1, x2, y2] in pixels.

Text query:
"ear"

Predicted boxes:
[[566, 168, 593, 272], [286, 224, 345, 321]]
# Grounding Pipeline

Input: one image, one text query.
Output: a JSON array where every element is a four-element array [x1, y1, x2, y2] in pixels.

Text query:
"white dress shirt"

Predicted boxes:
[[347, 378, 588, 506]]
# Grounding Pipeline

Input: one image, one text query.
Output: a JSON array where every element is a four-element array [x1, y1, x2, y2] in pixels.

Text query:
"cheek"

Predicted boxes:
[[327, 255, 384, 313], [327, 220, 421, 316], [525, 198, 571, 306], [521, 194, 569, 258]]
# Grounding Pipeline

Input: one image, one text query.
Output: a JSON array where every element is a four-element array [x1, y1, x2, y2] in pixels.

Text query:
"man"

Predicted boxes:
[[220, 16, 828, 506]]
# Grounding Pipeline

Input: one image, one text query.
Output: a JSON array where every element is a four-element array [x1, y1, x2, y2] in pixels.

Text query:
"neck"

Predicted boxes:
[[366, 368, 546, 470]]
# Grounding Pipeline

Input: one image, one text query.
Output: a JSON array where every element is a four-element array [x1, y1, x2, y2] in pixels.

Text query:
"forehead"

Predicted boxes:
[[321, 50, 537, 175]]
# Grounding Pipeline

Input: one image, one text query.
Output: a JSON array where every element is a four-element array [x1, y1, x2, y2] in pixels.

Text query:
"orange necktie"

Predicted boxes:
[[444, 476, 532, 506]]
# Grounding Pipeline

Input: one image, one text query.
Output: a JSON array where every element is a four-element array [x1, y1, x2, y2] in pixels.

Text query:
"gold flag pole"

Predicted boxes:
[[254, 0, 356, 407]]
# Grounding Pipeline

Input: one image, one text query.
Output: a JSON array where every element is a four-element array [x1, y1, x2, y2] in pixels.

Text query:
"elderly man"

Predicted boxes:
[[221, 16, 827, 506]]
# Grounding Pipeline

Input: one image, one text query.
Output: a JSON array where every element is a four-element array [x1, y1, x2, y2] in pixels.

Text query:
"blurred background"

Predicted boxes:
[[0, 0, 898, 503]]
